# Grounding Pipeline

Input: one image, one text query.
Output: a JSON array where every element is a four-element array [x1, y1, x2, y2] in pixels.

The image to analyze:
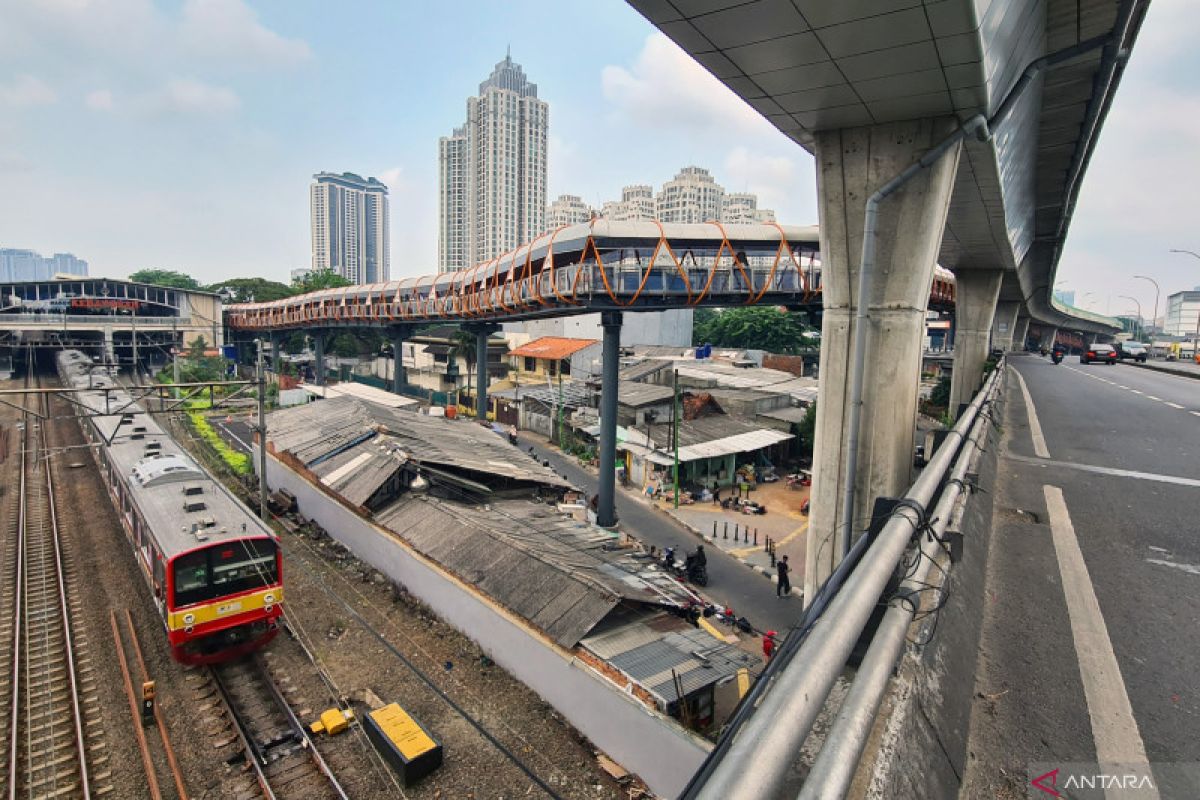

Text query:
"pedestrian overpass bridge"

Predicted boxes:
[[224, 220, 954, 330]]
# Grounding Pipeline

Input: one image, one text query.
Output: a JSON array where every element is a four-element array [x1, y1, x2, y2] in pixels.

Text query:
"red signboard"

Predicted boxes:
[[70, 298, 141, 311]]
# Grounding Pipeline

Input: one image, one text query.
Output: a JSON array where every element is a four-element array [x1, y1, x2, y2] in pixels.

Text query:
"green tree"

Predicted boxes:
[[692, 308, 719, 346], [187, 335, 208, 357], [798, 401, 817, 457], [293, 269, 351, 293], [128, 269, 201, 290], [207, 277, 294, 303], [451, 328, 478, 412], [693, 306, 815, 354]]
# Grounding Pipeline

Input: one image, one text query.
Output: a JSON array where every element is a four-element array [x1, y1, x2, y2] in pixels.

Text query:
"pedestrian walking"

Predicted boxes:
[[776, 554, 791, 597], [762, 630, 777, 660]]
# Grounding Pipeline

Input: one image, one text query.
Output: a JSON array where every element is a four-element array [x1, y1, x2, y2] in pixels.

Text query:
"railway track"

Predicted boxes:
[[208, 656, 348, 800], [0, 370, 109, 798]]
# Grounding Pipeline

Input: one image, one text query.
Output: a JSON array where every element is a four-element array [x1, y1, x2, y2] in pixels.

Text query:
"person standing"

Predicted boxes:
[[776, 554, 791, 597]]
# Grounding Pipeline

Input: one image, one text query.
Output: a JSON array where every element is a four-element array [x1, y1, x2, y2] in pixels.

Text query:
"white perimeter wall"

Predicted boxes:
[[264, 454, 709, 796], [504, 308, 694, 347]]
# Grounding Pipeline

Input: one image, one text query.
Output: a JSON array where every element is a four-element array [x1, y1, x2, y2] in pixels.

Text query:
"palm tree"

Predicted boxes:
[[451, 328, 478, 416]]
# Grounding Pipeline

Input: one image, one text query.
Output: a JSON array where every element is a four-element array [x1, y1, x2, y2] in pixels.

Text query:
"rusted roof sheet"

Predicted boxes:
[[374, 496, 698, 648], [509, 336, 599, 360]]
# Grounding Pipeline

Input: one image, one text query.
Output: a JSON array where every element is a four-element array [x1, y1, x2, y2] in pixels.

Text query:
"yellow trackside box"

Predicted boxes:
[[365, 703, 443, 786]]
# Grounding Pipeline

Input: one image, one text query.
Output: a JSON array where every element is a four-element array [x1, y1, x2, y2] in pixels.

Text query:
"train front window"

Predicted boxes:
[[172, 539, 278, 608], [173, 550, 210, 607], [212, 539, 278, 596]]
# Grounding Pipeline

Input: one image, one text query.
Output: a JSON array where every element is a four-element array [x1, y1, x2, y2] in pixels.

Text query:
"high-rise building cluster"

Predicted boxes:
[[438, 53, 549, 273], [547, 167, 776, 232], [310, 172, 390, 284], [0, 248, 88, 281]]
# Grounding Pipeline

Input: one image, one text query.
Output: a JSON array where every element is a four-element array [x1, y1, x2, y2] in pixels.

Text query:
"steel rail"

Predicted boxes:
[[798, 366, 1000, 798], [6, 373, 92, 800], [693, 363, 1003, 800]]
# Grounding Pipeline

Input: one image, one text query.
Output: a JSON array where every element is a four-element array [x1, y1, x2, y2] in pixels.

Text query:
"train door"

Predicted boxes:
[[151, 550, 167, 619]]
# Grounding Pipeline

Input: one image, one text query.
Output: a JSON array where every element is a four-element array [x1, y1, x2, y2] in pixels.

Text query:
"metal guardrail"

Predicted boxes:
[[691, 360, 1005, 799], [0, 314, 188, 327]]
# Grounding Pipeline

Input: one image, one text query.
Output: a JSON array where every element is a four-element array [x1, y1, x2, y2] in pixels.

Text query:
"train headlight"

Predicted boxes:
[[263, 593, 276, 605], [183, 613, 196, 625]]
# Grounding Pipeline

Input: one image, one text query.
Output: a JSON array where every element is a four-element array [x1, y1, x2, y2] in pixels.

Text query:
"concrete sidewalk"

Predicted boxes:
[[1129, 359, 1200, 380]]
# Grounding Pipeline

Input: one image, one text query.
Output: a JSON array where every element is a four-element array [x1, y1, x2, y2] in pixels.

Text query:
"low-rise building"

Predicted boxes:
[[508, 336, 600, 381]]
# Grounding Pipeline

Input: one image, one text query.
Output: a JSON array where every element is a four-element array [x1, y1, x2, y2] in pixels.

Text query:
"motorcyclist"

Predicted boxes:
[[694, 544, 707, 568], [1051, 342, 1065, 364]]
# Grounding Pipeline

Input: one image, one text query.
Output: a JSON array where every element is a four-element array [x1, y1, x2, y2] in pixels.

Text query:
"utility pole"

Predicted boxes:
[[131, 315, 138, 380], [172, 318, 181, 400], [557, 369, 565, 451], [672, 368, 680, 509], [256, 340, 269, 522]]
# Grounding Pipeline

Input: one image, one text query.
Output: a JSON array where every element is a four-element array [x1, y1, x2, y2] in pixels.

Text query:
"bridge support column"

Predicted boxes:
[[597, 311, 622, 528], [313, 330, 328, 386], [463, 324, 499, 418], [388, 325, 414, 395], [949, 269, 1002, 416], [1014, 315, 1031, 351], [992, 301, 1020, 351], [269, 332, 281, 371], [1039, 326, 1058, 351], [805, 118, 962, 602]]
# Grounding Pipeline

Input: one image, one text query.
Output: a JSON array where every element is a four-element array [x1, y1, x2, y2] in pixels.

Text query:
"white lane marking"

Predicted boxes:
[[1043, 486, 1158, 794], [1165, 402, 1184, 409], [1146, 558, 1200, 576], [1192, 412, 1200, 418], [1117, 385, 1129, 389], [1130, 390, 1144, 395], [1010, 454, 1200, 488], [1146, 395, 1162, 401], [1012, 368, 1050, 458]]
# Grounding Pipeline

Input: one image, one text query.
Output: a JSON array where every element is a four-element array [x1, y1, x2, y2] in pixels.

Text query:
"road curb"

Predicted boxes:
[[1128, 361, 1200, 381], [666, 511, 804, 597]]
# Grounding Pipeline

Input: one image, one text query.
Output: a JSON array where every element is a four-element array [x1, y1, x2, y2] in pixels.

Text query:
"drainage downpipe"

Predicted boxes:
[[838, 113, 988, 559], [693, 367, 998, 800], [798, 371, 998, 800], [836, 25, 1121, 561]]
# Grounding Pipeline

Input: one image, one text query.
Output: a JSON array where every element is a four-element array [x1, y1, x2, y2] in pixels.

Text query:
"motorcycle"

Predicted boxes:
[[1051, 350, 1063, 364]]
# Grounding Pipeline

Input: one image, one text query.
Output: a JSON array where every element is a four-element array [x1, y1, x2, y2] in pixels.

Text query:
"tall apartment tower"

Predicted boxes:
[[656, 166, 725, 224], [310, 172, 390, 284], [438, 53, 548, 272], [546, 194, 593, 229]]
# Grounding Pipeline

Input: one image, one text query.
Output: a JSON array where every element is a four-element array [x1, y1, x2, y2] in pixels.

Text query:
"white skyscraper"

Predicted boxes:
[[546, 194, 593, 229], [439, 53, 548, 272], [656, 166, 725, 224], [310, 172, 390, 284]]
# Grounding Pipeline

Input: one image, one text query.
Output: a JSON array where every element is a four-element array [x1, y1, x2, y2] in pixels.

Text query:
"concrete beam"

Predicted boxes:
[[991, 302, 1021, 351], [313, 330, 328, 386], [463, 323, 500, 418], [806, 118, 962, 601], [388, 325, 415, 395], [597, 311, 622, 528], [1014, 315, 1031, 351], [949, 269, 1002, 416]]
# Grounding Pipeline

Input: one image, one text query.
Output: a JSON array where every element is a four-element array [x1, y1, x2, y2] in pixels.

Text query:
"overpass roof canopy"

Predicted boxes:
[[628, 0, 1143, 335]]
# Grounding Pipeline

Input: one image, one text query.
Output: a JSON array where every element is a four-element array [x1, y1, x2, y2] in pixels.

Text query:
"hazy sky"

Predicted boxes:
[[0, 0, 1196, 319]]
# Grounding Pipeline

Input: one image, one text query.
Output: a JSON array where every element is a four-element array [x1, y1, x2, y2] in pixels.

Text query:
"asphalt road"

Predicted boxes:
[[964, 355, 1200, 798], [515, 431, 801, 634]]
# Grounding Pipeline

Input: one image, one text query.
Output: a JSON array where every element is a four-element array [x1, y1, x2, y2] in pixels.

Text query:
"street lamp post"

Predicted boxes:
[[1133, 274, 1160, 343], [1118, 295, 1142, 340]]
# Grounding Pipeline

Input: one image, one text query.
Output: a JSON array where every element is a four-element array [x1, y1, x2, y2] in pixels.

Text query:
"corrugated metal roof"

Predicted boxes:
[[374, 497, 698, 647], [582, 616, 757, 705], [758, 406, 810, 424], [300, 381, 420, 410], [267, 396, 572, 489], [509, 336, 599, 359], [675, 428, 792, 461], [616, 382, 675, 408]]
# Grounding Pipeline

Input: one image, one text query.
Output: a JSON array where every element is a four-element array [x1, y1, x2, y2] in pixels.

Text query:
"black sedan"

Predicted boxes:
[[1080, 344, 1118, 365]]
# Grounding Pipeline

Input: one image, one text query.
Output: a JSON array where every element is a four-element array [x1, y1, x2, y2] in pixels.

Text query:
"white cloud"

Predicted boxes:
[[601, 33, 777, 139], [152, 78, 240, 115], [0, 153, 34, 173], [378, 167, 404, 189], [0, 75, 57, 108], [85, 89, 114, 111], [723, 146, 804, 216], [179, 0, 311, 68]]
